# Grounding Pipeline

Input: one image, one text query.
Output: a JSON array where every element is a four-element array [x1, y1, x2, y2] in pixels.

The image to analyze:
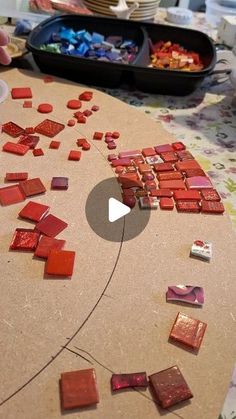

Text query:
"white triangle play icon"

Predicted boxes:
[[108, 197, 131, 223]]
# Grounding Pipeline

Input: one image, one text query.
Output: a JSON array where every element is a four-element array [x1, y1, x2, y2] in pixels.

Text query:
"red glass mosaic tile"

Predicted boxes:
[[37, 103, 53, 113], [23, 100, 32, 108], [175, 160, 201, 171], [185, 176, 213, 189], [111, 373, 148, 391], [154, 144, 173, 154], [176, 150, 194, 160], [68, 150, 81, 161], [172, 142, 186, 151], [67, 99, 82, 109], [157, 172, 182, 181], [18, 135, 40, 149], [159, 180, 186, 190], [142, 147, 156, 157], [184, 168, 206, 177], [33, 148, 44, 157], [36, 214, 67, 237], [35, 236, 65, 259], [153, 163, 173, 172], [93, 132, 103, 140], [173, 190, 201, 201], [60, 368, 99, 410], [150, 189, 173, 198], [201, 200, 225, 214], [160, 197, 174, 210], [2, 122, 25, 137], [200, 189, 221, 202], [79, 91, 93, 101], [5, 172, 28, 181], [19, 201, 49, 222], [119, 150, 142, 159], [149, 365, 193, 408], [34, 119, 65, 138], [67, 119, 76, 127], [10, 228, 40, 251], [49, 140, 60, 149], [176, 201, 200, 213], [169, 312, 207, 350], [19, 178, 46, 197], [160, 152, 178, 163], [2, 142, 29, 155], [91, 105, 99, 111], [46, 249, 75, 276], [0, 185, 25, 206], [11, 87, 32, 99], [111, 158, 131, 167]]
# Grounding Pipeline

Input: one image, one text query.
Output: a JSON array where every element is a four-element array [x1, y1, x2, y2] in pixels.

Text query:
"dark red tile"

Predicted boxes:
[[111, 373, 148, 391], [68, 150, 81, 161], [153, 163, 173, 172], [36, 214, 68, 237], [49, 140, 60, 149], [176, 201, 200, 213], [60, 368, 99, 410], [93, 132, 103, 140], [173, 190, 201, 201], [200, 189, 221, 202], [172, 142, 186, 151], [160, 197, 174, 210], [160, 152, 178, 163], [157, 172, 182, 181], [154, 144, 173, 154], [33, 148, 44, 157], [149, 365, 193, 408], [18, 135, 40, 149], [51, 177, 68, 190], [201, 200, 225, 214]]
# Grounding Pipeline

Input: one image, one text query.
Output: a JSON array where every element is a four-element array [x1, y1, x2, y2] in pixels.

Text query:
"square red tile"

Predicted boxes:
[[169, 312, 207, 350], [34, 119, 65, 138], [0, 185, 25, 206], [23, 100, 32, 108], [60, 368, 99, 410], [19, 178, 46, 197], [2, 121, 25, 138], [33, 148, 44, 157], [19, 201, 49, 222], [10, 228, 40, 251], [49, 140, 60, 149], [51, 177, 68, 190], [36, 214, 68, 237], [18, 135, 39, 149], [46, 249, 75, 276], [68, 150, 81, 161], [35, 236, 65, 259], [142, 148, 156, 157], [201, 200, 225, 214], [93, 132, 103, 140], [149, 365, 193, 408], [160, 197, 174, 210]]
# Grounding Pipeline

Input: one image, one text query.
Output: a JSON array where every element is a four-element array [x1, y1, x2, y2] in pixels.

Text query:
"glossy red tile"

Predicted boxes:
[[49, 140, 60, 149], [159, 180, 186, 190], [201, 200, 225, 214], [5, 172, 28, 181], [2, 121, 25, 137], [172, 142, 186, 151], [176, 150, 194, 160], [153, 162, 173, 172], [10, 228, 40, 251], [119, 150, 142, 159], [175, 160, 201, 171], [160, 152, 178, 163], [176, 201, 200, 213], [46, 249, 75, 276], [34, 119, 65, 138], [36, 214, 67, 237], [160, 197, 174, 210], [19, 201, 49, 222], [200, 189, 221, 201], [150, 189, 173, 198], [60, 368, 99, 410], [0, 185, 25, 206], [68, 150, 81, 161], [2, 142, 29, 155], [79, 91, 93, 101], [111, 373, 148, 391], [93, 132, 103, 140], [173, 190, 201, 201], [23, 100, 32, 108], [35, 236, 65, 259], [157, 172, 182, 181], [154, 144, 173, 154], [142, 147, 156, 157], [33, 148, 44, 157], [67, 119, 76, 127], [185, 176, 213, 189], [149, 365, 193, 408], [18, 135, 40, 149], [19, 178, 46, 197], [169, 312, 207, 350], [11, 87, 32, 99]]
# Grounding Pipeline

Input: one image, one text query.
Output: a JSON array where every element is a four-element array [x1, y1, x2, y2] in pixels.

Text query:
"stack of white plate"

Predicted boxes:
[[84, 0, 161, 21]]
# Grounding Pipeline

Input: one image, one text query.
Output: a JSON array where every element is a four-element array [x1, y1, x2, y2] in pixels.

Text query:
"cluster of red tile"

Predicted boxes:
[[109, 142, 224, 214]]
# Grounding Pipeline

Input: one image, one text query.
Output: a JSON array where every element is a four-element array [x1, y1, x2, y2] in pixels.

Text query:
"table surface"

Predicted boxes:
[[0, 8, 236, 419]]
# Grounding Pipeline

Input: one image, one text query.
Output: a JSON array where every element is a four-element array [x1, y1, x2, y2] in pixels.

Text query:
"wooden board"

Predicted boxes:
[[0, 68, 235, 419]]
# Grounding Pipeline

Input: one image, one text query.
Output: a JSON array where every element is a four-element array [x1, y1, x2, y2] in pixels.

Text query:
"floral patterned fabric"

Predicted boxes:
[[101, 10, 236, 419]]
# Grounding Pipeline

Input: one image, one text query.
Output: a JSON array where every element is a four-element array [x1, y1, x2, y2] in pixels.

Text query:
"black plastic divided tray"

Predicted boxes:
[[27, 14, 216, 96]]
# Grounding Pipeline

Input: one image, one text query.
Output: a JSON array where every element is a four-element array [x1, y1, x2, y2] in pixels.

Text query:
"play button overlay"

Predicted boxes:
[[109, 198, 130, 222], [85, 177, 150, 242]]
